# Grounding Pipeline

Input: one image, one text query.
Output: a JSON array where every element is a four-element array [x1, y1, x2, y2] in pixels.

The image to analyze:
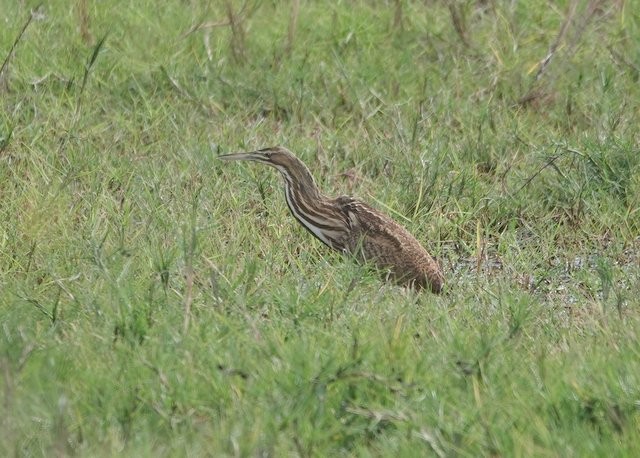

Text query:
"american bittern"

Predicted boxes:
[[219, 146, 444, 293]]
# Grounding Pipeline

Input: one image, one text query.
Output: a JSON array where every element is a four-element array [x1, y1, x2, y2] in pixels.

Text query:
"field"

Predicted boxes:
[[1, 0, 639, 456]]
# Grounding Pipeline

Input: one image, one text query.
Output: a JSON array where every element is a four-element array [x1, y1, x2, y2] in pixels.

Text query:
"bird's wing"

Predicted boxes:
[[334, 195, 405, 255], [334, 196, 444, 292], [335, 196, 400, 231]]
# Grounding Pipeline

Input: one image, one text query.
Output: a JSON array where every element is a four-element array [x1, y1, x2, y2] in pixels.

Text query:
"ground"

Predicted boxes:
[[1, 1, 639, 456]]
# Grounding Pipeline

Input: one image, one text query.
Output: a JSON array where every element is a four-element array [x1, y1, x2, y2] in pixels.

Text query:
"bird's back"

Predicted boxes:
[[333, 196, 444, 293]]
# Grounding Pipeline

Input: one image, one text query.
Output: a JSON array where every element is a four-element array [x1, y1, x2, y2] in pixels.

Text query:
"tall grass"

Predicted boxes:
[[1, 0, 639, 455]]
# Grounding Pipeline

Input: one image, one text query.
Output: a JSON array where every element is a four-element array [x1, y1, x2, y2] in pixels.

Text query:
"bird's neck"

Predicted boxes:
[[279, 164, 325, 207], [278, 164, 348, 250]]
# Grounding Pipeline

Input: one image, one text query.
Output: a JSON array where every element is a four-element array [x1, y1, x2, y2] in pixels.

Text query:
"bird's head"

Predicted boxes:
[[218, 146, 314, 186], [218, 146, 297, 169]]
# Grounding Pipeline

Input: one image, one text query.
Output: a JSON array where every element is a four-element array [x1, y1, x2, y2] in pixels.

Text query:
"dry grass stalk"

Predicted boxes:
[[285, 0, 300, 55], [448, 1, 470, 48], [225, 0, 250, 63], [393, 0, 404, 31], [77, 0, 93, 45], [519, 0, 619, 106]]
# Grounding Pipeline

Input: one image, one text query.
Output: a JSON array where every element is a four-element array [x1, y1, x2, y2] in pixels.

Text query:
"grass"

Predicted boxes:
[[1, 0, 639, 455]]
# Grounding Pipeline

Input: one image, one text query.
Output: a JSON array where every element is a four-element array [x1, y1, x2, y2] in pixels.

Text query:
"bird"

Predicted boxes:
[[218, 146, 444, 293]]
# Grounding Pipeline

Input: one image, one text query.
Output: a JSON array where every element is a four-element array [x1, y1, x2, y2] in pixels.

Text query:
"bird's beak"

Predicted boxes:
[[217, 151, 266, 162]]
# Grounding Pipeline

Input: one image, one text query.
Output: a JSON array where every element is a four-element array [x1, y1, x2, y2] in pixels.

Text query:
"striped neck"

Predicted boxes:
[[273, 160, 348, 251]]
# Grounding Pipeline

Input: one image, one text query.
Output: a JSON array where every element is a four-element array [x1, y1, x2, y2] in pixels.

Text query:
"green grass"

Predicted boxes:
[[1, 0, 639, 456]]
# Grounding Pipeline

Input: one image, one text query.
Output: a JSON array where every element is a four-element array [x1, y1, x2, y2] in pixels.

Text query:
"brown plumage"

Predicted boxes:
[[219, 146, 444, 293]]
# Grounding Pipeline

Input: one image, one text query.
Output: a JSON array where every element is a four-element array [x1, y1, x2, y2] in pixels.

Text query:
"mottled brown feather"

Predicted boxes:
[[334, 196, 444, 293], [219, 146, 444, 293]]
